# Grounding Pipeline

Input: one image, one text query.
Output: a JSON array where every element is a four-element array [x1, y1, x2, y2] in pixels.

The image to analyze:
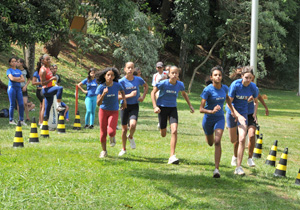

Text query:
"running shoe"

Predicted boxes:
[[110, 136, 116, 147], [118, 149, 126, 156], [84, 125, 89, 129], [168, 155, 179, 164], [56, 106, 66, 112], [9, 120, 17, 125], [128, 135, 136, 149], [247, 158, 256, 167], [20, 121, 27, 126], [26, 119, 30, 122], [231, 156, 237, 166], [89, 125, 94, 129], [213, 168, 221, 178], [234, 166, 245, 176], [99, 151, 107, 158]]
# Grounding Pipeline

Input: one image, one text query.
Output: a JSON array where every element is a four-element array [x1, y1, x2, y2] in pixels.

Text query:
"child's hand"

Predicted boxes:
[[190, 105, 195, 113], [154, 107, 161, 113], [103, 87, 108, 94], [138, 96, 145, 102], [211, 105, 221, 114], [131, 90, 137, 97]]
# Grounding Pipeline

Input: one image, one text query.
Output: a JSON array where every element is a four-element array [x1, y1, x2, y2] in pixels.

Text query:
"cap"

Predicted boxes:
[[156, 62, 163, 68]]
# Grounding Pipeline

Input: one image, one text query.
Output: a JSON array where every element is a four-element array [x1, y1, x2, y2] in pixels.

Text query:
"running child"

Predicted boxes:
[[96, 67, 126, 158], [118, 62, 149, 156], [200, 66, 236, 178], [151, 66, 194, 164], [78, 68, 98, 129], [32, 56, 45, 125], [39, 54, 65, 120], [6, 57, 26, 125], [17, 58, 31, 122], [226, 66, 258, 175]]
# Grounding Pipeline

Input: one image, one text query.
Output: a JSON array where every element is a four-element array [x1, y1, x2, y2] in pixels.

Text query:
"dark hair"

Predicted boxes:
[[36, 56, 43, 73], [241, 66, 254, 76], [210, 66, 223, 76], [87, 68, 96, 82], [205, 76, 212, 86], [18, 58, 28, 70], [133, 71, 138, 76], [96, 67, 120, 84], [9, 57, 17, 64], [236, 65, 243, 70]]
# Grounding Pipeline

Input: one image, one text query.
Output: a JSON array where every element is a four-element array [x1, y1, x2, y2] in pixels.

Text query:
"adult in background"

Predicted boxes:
[[6, 57, 26, 125], [39, 54, 65, 120], [77, 68, 98, 129]]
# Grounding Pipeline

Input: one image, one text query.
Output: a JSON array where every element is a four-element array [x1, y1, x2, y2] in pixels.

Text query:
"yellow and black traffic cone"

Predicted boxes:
[[57, 111, 66, 134], [253, 134, 263, 158], [41, 117, 50, 138], [274, 147, 288, 177], [29, 117, 39, 143], [265, 140, 278, 166], [73, 111, 81, 130], [255, 124, 260, 139], [13, 121, 24, 147], [295, 169, 300, 185]]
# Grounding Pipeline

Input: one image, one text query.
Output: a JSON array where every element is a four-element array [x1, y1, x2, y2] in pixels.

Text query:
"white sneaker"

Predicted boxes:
[[168, 155, 179, 164], [234, 166, 245, 176], [110, 136, 116, 147], [247, 158, 256, 167], [231, 156, 237, 166], [20, 121, 27, 126], [128, 135, 136, 149], [157, 123, 160, 130], [99, 151, 107, 158], [56, 106, 66, 112], [118, 149, 126, 156], [9, 120, 17, 125], [213, 168, 220, 178]]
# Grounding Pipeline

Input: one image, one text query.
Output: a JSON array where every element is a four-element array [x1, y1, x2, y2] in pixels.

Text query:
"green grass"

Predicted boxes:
[[1, 45, 300, 209]]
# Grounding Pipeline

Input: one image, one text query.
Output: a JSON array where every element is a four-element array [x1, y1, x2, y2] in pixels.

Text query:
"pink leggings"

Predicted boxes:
[[99, 108, 119, 143]]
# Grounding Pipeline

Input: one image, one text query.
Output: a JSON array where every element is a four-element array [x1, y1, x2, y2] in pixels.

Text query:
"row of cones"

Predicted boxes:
[[254, 124, 300, 185]]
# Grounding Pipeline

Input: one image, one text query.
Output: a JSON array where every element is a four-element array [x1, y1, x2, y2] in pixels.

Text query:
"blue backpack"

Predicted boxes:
[[0, 108, 9, 118]]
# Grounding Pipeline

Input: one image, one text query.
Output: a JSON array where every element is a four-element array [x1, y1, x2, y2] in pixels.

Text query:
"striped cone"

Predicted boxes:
[[255, 124, 260, 139], [41, 117, 50, 138], [274, 147, 288, 177], [57, 111, 66, 134], [73, 111, 81, 130], [265, 140, 278, 166], [13, 121, 24, 147], [253, 134, 263, 158], [29, 117, 39, 143], [295, 169, 300, 185]]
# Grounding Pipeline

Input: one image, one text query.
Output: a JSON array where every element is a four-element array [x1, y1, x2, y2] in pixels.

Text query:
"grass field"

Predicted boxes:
[[1, 45, 300, 209]]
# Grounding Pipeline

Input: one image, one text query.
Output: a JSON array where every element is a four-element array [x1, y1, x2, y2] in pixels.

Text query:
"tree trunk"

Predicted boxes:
[[160, 0, 173, 23], [24, 43, 36, 76], [187, 34, 226, 93], [179, 24, 189, 81]]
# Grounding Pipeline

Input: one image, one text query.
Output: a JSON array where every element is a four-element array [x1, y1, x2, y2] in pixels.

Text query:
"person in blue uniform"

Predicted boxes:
[[226, 66, 258, 176], [78, 68, 98, 129], [6, 57, 26, 125], [151, 66, 194, 165], [118, 62, 149, 156], [200, 66, 236, 178]]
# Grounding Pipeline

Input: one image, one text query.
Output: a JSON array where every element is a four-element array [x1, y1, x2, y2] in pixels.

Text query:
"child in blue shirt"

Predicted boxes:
[[151, 66, 194, 165], [200, 66, 235, 178], [118, 62, 148, 156]]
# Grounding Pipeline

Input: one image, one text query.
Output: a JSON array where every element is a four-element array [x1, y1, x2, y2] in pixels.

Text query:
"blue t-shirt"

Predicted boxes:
[[201, 84, 228, 117], [119, 76, 145, 105], [248, 87, 259, 114], [156, 80, 185, 107], [33, 71, 42, 88], [95, 82, 124, 111], [226, 79, 258, 115], [81, 78, 98, 97], [6, 68, 22, 87]]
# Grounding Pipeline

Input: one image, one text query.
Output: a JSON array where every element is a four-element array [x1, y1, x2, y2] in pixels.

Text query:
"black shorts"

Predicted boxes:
[[247, 114, 256, 127], [120, 103, 139, 125], [36, 89, 44, 103], [158, 106, 178, 129], [22, 90, 28, 97]]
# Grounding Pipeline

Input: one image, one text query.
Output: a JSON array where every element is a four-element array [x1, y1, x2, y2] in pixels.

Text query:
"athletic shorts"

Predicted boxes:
[[202, 115, 225, 135], [120, 103, 139, 125], [247, 114, 256, 127], [226, 112, 248, 128], [22, 90, 28, 97], [158, 106, 178, 129], [36, 89, 44, 103]]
